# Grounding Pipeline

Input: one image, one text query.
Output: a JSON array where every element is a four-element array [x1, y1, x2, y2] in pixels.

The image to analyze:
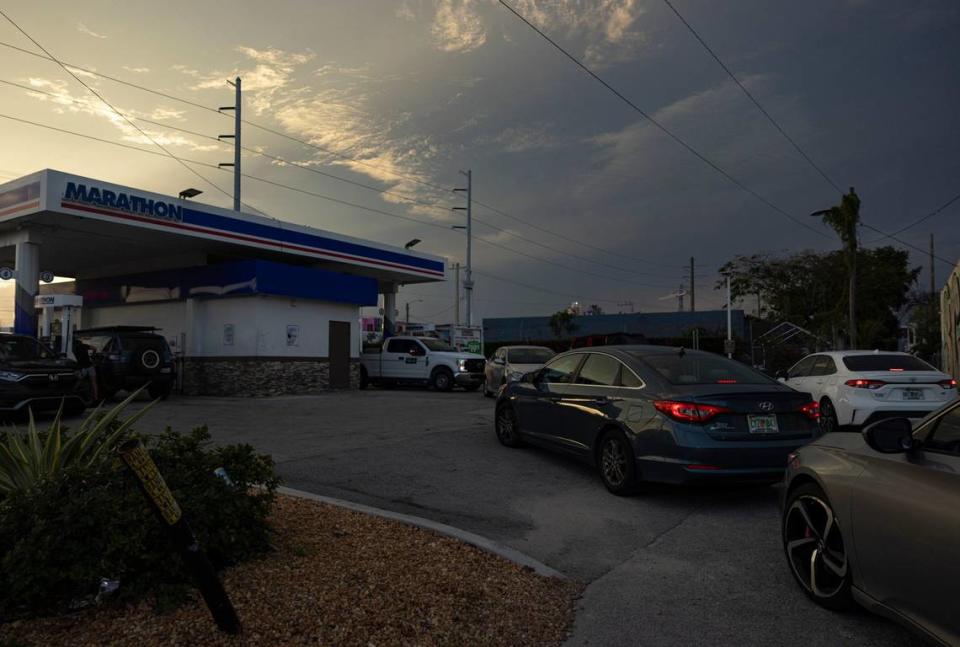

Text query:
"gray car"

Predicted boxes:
[[781, 398, 960, 645], [483, 345, 555, 397]]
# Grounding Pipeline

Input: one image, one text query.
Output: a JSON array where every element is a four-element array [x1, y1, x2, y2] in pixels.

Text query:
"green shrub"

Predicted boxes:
[[0, 426, 279, 618]]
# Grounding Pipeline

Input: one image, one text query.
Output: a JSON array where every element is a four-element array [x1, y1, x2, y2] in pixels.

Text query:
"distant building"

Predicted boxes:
[[483, 310, 748, 356], [941, 263, 960, 379]]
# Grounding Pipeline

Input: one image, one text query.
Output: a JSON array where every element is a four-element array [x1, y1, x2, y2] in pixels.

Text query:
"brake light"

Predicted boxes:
[[716, 379, 738, 384], [798, 401, 819, 421], [889, 368, 904, 372], [939, 378, 958, 389], [844, 379, 886, 390], [654, 400, 731, 423]]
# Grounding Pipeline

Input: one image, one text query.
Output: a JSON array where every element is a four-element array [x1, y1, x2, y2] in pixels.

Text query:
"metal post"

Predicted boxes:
[[405, 302, 410, 326], [14, 241, 39, 336], [678, 283, 684, 312], [454, 263, 460, 325], [464, 170, 473, 326], [218, 77, 241, 212], [689, 257, 695, 312], [726, 275, 733, 358], [930, 233, 936, 298]]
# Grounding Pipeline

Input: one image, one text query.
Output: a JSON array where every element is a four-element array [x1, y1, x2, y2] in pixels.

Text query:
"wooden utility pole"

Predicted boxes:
[[689, 257, 695, 312]]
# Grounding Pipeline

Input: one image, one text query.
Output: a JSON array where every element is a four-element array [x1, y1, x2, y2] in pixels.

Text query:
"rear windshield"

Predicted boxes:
[[0, 337, 56, 361], [842, 354, 935, 372], [633, 351, 774, 385], [508, 348, 554, 364]]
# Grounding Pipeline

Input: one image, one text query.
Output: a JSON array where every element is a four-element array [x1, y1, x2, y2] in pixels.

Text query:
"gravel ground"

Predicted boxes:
[[1, 495, 581, 646]]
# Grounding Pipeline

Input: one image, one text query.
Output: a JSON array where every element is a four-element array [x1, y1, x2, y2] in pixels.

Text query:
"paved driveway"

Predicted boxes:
[[130, 390, 922, 647]]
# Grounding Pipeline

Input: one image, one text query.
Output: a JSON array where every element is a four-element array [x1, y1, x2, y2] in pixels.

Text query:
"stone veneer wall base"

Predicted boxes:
[[181, 357, 361, 397]]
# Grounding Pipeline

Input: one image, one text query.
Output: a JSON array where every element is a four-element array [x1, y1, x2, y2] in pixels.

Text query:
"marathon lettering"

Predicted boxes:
[[63, 182, 182, 222]]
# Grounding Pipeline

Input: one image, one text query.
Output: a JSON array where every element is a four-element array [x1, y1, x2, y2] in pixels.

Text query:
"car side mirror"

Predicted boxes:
[[494, 357, 505, 366], [776, 370, 788, 380], [863, 417, 915, 453]]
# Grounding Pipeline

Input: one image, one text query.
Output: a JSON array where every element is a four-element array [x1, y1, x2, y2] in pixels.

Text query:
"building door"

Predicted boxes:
[[328, 321, 351, 389]]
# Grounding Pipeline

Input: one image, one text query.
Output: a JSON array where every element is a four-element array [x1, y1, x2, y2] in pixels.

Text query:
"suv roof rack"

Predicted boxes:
[[76, 326, 162, 333]]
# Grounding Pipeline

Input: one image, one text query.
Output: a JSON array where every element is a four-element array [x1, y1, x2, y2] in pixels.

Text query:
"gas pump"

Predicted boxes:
[[35, 294, 83, 355]]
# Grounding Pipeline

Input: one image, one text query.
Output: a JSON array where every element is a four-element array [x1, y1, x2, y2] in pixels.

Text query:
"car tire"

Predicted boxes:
[[482, 378, 494, 398], [819, 398, 839, 434], [597, 429, 638, 496], [495, 404, 524, 447], [430, 367, 454, 392], [359, 367, 369, 390], [782, 482, 854, 611]]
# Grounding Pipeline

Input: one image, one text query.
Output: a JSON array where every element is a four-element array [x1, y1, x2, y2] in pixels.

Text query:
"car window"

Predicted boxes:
[[925, 405, 960, 455], [576, 354, 621, 386], [788, 356, 816, 379], [419, 338, 455, 352], [619, 366, 644, 388], [78, 335, 113, 353], [810, 355, 836, 377], [507, 348, 554, 364], [842, 354, 935, 372], [386, 339, 415, 354], [0, 336, 56, 361], [635, 351, 774, 385], [541, 354, 583, 384]]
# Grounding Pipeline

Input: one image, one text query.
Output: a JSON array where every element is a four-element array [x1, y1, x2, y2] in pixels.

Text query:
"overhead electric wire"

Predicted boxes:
[[861, 223, 957, 267], [0, 38, 690, 274], [862, 190, 960, 243], [497, 0, 832, 241], [661, 0, 843, 195], [0, 10, 249, 211]]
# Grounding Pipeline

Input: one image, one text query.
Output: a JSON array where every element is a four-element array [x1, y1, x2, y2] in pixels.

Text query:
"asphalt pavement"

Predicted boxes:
[[127, 390, 924, 647]]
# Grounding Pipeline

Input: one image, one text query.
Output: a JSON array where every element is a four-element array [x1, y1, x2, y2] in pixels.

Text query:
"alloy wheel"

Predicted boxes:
[[784, 494, 849, 599], [496, 407, 521, 446], [820, 400, 838, 433], [601, 437, 627, 489]]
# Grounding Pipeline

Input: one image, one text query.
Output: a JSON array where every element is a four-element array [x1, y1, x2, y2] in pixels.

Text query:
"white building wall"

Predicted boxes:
[[83, 295, 360, 358]]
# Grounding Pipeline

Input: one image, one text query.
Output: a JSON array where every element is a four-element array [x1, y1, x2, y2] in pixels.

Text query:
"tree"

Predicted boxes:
[[548, 310, 578, 340], [719, 246, 919, 349], [812, 188, 861, 348], [586, 304, 603, 316]]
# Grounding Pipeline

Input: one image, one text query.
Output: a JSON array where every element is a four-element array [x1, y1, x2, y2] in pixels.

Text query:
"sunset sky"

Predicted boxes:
[[0, 0, 958, 323]]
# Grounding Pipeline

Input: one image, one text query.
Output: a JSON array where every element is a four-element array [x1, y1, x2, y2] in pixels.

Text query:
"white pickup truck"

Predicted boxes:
[[360, 336, 486, 391]]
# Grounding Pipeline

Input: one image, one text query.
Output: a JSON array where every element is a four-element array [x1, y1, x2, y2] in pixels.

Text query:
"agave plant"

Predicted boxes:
[[0, 387, 157, 495]]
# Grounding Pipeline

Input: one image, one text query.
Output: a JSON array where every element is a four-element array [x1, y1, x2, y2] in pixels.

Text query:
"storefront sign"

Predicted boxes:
[[64, 181, 183, 222]]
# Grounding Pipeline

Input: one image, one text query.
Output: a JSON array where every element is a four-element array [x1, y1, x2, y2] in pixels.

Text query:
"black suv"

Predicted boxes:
[[0, 333, 87, 414], [74, 327, 176, 400]]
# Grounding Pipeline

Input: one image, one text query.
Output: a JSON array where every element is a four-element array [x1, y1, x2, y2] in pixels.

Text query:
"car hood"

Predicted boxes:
[[2, 359, 77, 372], [431, 351, 486, 361]]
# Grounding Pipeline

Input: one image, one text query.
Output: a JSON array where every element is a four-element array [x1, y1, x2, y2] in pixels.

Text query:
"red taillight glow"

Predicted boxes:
[[798, 401, 820, 421], [716, 379, 738, 384], [889, 368, 904, 372], [844, 378, 886, 390], [686, 464, 721, 471], [939, 378, 958, 389], [654, 400, 731, 423]]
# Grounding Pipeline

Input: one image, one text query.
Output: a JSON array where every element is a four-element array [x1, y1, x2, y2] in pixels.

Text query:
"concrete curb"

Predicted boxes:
[[278, 486, 566, 580]]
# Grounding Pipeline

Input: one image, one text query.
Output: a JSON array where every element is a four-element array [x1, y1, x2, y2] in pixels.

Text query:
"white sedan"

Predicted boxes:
[[781, 351, 958, 432], [483, 345, 555, 397]]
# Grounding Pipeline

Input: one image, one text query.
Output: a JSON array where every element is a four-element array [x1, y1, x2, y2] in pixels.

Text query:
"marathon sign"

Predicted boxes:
[[63, 182, 183, 222]]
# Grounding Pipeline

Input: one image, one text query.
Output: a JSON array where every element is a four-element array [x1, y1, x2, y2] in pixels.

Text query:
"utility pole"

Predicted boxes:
[[452, 170, 473, 326], [930, 233, 936, 298], [453, 263, 461, 325], [726, 275, 733, 358], [218, 77, 241, 211], [689, 257, 695, 312], [678, 283, 684, 312]]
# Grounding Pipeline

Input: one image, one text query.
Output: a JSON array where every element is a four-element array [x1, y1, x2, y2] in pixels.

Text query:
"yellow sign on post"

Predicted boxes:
[[119, 441, 182, 525]]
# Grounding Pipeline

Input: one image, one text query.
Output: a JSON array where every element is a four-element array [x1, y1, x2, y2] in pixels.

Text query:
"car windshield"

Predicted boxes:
[[508, 348, 554, 364], [419, 338, 456, 352], [0, 336, 56, 361], [634, 351, 774, 385], [842, 354, 935, 372]]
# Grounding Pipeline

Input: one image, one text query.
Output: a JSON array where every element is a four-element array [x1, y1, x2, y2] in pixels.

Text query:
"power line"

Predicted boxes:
[[497, 0, 832, 240], [861, 223, 956, 267], [0, 10, 241, 208], [661, 0, 843, 194], [0, 39, 689, 274], [862, 190, 960, 243]]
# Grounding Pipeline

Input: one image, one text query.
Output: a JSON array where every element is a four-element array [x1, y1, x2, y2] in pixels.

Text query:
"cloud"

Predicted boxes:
[[77, 22, 107, 39], [478, 123, 563, 153], [122, 66, 150, 74], [431, 0, 487, 53], [193, 46, 315, 113], [511, 0, 646, 66]]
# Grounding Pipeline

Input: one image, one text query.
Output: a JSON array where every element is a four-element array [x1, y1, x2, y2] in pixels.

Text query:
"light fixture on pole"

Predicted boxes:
[[404, 238, 422, 250], [178, 188, 203, 200]]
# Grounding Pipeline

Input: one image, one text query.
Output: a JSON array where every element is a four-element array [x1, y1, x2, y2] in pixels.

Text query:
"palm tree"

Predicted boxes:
[[812, 188, 861, 348]]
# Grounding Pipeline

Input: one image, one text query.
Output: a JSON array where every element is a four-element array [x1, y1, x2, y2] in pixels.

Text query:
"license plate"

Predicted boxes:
[[747, 414, 779, 434], [902, 388, 924, 401]]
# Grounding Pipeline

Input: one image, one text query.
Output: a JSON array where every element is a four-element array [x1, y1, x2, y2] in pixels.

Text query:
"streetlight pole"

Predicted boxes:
[[453, 170, 473, 327], [726, 275, 733, 358], [217, 77, 241, 212]]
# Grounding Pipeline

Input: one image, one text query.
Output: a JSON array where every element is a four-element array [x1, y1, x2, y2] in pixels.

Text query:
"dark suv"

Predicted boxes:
[[0, 333, 87, 414], [74, 327, 176, 400]]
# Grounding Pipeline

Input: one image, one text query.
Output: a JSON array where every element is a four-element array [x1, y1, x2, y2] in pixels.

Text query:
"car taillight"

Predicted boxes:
[[798, 401, 819, 421], [844, 378, 886, 390], [939, 378, 958, 389], [654, 400, 731, 423]]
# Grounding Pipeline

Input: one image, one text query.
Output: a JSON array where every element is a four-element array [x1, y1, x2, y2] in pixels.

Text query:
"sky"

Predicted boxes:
[[0, 0, 958, 325]]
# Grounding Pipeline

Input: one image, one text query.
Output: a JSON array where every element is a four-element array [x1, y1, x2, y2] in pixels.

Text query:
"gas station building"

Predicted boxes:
[[0, 169, 446, 396]]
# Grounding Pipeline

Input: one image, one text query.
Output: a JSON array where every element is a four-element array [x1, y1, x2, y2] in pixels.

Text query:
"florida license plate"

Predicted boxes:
[[902, 388, 924, 401], [747, 414, 779, 434]]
